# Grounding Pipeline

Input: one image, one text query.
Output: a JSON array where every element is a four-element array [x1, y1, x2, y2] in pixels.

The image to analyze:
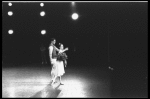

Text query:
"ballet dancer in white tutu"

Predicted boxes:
[[57, 43, 68, 84]]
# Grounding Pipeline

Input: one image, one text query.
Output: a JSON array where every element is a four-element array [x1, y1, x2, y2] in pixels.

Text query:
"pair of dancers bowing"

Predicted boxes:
[[49, 38, 68, 85]]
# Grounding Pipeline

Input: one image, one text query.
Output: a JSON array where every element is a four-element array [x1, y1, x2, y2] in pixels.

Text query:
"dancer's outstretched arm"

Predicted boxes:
[[54, 46, 60, 52], [60, 47, 69, 53]]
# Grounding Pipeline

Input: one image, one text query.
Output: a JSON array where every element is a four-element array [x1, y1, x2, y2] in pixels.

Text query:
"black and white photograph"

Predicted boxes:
[[2, 1, 148, 98]]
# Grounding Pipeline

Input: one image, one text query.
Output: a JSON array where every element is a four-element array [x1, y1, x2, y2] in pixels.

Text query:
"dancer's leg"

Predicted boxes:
[[50, 59, 57, 85], [51, 75, 57, 85], [59, 76, 64, 85]]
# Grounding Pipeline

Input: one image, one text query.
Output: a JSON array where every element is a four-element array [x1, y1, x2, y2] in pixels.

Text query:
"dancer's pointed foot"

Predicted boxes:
[[50, 80, 54, 85], [60, 82, 64, 85]]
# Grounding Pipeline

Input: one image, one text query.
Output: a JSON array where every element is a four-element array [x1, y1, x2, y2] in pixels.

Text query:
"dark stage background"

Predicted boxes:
[[2, 2, 148, 97]]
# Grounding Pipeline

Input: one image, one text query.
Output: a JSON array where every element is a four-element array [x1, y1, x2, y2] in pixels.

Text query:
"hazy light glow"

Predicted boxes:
[[8, 30, 13, 34], [8, 2, 12, 6], [40, 3, 44, 7], [40, 11, 45, 16], [71, 2, 75, 6], [41, 30, 46, 35], [8, 11, 13, 16], [72, 13, 79, 20]]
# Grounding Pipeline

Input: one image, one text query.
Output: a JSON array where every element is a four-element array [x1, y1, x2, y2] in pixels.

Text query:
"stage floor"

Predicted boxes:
[[2, 63, 110, 98], [2, 63, 147, 98]]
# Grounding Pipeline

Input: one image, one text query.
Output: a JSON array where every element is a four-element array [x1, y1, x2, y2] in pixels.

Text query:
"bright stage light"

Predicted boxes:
[[41, 30, 46, 35], [40, 11, 45, 16], [8, 2, 12, 6], [40, 3, 44, 7], [8, 30, 13, 34], [8, 11, 13, 16], [72, 13, 79, 20]]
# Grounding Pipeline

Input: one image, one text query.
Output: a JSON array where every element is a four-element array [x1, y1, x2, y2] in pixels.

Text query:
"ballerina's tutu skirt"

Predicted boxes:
[[51, 58, 65, 77]]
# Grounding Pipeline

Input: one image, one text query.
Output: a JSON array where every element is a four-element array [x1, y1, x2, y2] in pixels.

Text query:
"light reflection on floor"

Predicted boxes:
[[2, 78, 49, 98], [57, 79, 86, 98], [2, 64, 110, 98]]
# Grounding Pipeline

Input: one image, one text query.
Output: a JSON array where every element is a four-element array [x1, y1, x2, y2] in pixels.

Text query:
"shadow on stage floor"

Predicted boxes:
[[31, 83, 61, 98]]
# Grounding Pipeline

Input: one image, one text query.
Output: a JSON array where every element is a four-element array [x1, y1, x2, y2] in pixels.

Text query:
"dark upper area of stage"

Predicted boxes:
[[2, 2, 147, 68]]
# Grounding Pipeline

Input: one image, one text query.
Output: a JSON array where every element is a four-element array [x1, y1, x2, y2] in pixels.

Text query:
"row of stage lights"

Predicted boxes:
[[8, 2, 44, 7], [8, 29, 46, 35], [7, 2, 78, 18], [8, 11, 46, 17], [6, 2, 79, 35]]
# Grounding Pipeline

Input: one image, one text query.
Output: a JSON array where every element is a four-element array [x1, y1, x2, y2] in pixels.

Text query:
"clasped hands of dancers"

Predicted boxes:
[[49, 38, 69, 86]]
